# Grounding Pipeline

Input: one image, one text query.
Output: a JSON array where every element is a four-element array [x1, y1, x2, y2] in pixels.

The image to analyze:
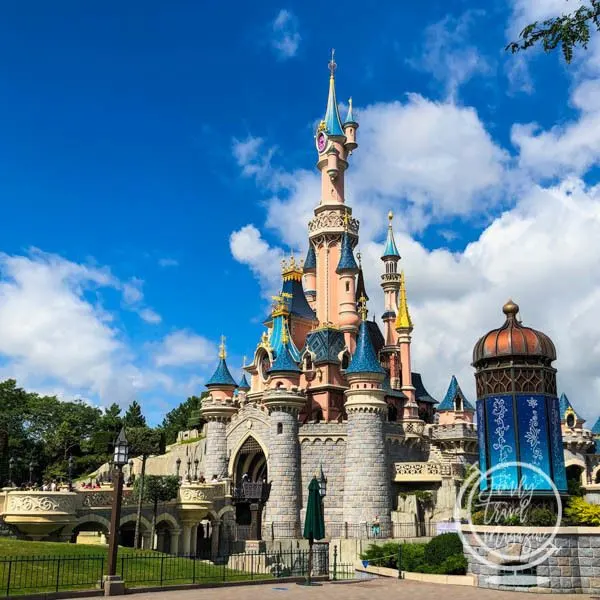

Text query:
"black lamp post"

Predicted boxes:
[[67, 456, 74, 491], [127, 459, 134, 486], [175, 457, 181, 480], [106, 428, 129, 584], [318, 465, 327, 499], [194, 458, 199, 482], [8, 457, 14, 487], [28, 460, 35, 486], [187, 458, 192, 483]]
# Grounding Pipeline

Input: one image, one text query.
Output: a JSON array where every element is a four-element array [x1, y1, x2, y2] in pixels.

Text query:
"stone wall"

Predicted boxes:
[[226, 404, 271, 467], [464, 526, 600, 594], [204, 420, 228, 480]]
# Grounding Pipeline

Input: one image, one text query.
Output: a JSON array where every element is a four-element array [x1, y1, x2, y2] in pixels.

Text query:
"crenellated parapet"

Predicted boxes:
[[200, 397, 238, 423]]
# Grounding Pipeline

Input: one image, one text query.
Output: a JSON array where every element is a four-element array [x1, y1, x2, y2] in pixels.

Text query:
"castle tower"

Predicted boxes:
[[336, 221, 360, 352], [303, 244, 317, 311], [342, 305, 392, 533], [309, 51, 359, 328], [200, 337, 238, 479], [262, 324, 305, 537], [437, 375, 475, 425], [472, 299, 567, 493], [381, 212, 401, 347], [395, 271, 417, 411]]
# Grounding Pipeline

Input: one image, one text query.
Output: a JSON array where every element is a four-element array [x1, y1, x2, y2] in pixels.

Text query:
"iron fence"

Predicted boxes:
[[0, 555, 105, 597]]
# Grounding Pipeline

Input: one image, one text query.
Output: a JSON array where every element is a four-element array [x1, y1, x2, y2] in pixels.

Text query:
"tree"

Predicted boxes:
[[123, 401, 146, 429], [127, 427, 164, 549], [507, 1, 600, 63], [160, 394, 207, 445], [133, 475, 180, 550]]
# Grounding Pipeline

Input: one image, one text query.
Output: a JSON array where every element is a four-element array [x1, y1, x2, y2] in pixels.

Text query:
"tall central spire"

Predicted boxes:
[[324, 49, 344, 137]]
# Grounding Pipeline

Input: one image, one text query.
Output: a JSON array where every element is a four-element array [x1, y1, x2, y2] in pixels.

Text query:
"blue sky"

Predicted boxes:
[[1, 0, 599, 425]]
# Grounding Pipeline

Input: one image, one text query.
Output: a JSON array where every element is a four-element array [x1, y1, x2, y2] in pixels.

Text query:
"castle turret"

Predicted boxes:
[[200, 337, 238, 479], [395, 271, 416, 412], [342, 305, 392, 534], [381, 212, 401, 347], [303, 244, 317, 310], [336, 221, 360, 351], [437, 375, 475, 425], [343, 97, 358, 152], [262, 325, 305, 537]]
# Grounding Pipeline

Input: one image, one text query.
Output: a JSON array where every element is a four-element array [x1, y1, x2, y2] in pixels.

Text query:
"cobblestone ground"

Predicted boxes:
[[79, 578, 592, 600]]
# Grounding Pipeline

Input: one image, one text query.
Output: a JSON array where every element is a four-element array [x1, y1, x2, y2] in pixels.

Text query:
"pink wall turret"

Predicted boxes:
[[381, 212, 402, 347]]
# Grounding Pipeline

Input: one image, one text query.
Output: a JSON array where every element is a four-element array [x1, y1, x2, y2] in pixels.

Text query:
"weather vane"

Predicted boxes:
[[328, 48, 337, 76]]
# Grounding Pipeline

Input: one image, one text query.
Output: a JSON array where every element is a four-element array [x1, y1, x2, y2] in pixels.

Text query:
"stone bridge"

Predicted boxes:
[[0, 481, 234, 556]]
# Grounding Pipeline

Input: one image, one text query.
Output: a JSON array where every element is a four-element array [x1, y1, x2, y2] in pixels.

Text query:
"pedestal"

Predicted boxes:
[[313, 541, 329, 576], [244, 540, 266, 553], [249, 503, 263, 540], [103, 575, 125, 596]]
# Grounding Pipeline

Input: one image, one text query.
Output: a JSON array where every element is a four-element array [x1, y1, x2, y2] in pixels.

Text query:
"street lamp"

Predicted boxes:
[[187, 458, 192, 483], [68, 456, 74, 491], [106, 428, 129, 592], [127, 459, 134, 486], [28, 460, 35, 486], [194, 458, 199, 482], [175, 457, 181, 480], [8, 457, 14, 487]]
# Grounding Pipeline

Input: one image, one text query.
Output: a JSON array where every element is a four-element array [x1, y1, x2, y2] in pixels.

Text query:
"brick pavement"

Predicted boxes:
[[77, 578, 591, 600]]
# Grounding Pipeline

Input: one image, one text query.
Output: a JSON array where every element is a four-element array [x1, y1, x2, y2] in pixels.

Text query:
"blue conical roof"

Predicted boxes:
[[438, 375, 474, 412], [304, 244, 316, 271], [336, 232, 358, 273], [206, 358, 238, 388], [344, 97, 357, 125], [346, 319, 386, 375], [382, 215, 400, 259], [324, 72, 344, 137], [238, 373, 250, 390], [591, 416, 600, 436], [559, 393, 580, 420], [269, 340, 301, 374]]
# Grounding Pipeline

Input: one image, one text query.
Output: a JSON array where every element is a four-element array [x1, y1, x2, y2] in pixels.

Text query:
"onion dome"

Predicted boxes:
[[238, 373, 250, 391], [472, 299, 557, 366], [381, 212, 400, 260], [269, 328, 300, 374], [346, 311, 386, 376], [438, 375, 474, 412], [336, 231, 358, 274], [303, 244, 316, 272], [206, 337, 238, 388]]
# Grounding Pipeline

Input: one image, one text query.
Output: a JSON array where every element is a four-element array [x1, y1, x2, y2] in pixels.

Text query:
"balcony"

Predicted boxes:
[[232, 482, 271, 503], [177, 482, 228, 519]]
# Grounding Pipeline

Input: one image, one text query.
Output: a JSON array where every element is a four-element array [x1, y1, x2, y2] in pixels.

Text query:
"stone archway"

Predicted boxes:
[[65, 514, 110, 545]]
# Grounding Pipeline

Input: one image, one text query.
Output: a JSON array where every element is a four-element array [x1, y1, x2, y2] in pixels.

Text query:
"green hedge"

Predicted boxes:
[[359, 533, 467, 575]]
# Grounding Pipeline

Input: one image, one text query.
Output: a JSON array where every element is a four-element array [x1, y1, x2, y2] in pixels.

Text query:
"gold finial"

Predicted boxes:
[[358, 295, 368, 321], [343, 211, 350, 231], [328, 48, 337, 77], [395, 271, 413, 331], [388, 210, 393, 223], [282, 323, 289, 345], [356, 249, 362, 267], [219, 335, 227, 360], [503, 299, 519, 318]]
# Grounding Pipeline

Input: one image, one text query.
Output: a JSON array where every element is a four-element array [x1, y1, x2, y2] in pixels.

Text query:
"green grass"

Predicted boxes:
[[0, 538, 273, 596]]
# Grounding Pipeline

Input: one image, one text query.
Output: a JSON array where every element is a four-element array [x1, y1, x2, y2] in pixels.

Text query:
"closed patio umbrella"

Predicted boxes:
[[302, 476, 325, 584]]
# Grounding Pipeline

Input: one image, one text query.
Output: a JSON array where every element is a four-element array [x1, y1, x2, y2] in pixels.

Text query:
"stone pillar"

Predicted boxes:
[[170, 529, 181, 555], [211, 520, 221, 559], [249, 503, 262, 540], [181, 524, 192, 556], [262, 389, 306, 537], [342, 383, 392, 533], [190, 524, 198, 556]]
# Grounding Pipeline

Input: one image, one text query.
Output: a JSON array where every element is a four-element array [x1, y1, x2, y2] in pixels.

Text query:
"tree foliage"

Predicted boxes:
[[507, 1, 600, 63], [123, 400, 146, 429], [160, 394, 207, 445]]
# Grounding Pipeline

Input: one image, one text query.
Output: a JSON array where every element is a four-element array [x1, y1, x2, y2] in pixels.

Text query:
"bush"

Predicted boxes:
[[564, 497, 600, 526], [526, 508, 556, 526], [360, 542, 401, 568], [438, 554, 468, 575], [399, 543, 426, 572], [423, 533, 463, 567]]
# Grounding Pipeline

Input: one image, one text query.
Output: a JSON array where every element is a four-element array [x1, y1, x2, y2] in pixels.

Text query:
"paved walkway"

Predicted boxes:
[[78, 577, 592, 600]]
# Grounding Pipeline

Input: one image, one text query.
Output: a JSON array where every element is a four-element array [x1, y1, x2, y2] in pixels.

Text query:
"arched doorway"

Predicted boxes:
[[196, 518, 212, 556], [155, 522, 172, 553], [119, 522, 136, 548], [70, 521, 108, 545], [232, 436, 268, 528], [566, 464, 585, 496]]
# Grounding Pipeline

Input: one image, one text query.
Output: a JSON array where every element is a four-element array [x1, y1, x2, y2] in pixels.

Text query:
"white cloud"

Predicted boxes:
[[139, 308, 162, 324], [158, 258, 179, 268], [409, 11, 492, 100], [152, 330, 217, 368], [271, 10, 301, 60]]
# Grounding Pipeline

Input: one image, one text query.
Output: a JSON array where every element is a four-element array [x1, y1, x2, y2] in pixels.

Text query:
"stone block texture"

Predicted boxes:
[[204, 420, 228, 480]]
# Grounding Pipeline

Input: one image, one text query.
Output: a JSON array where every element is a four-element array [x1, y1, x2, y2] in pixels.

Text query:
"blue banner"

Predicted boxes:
[[476, 400, 488, 491], [547, 396, 567, 492], [515, 394, 552, 491], [485, 395, 518, 490]]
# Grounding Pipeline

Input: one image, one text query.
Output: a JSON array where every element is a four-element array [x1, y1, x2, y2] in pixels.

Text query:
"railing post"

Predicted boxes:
[[192, 554, 196, 584], [55, 558, 61, 593], [344, 522, 348, 539], [398, 544, 403, 579], [5, 559, 12, 598], [160, 555, 164, 586], [271, 521, 274, 541], [333, 545, 337, 581]]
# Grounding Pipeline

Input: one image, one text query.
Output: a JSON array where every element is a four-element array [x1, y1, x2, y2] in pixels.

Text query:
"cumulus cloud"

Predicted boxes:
[[271, 10, 301, 60], [409, 11, 492, 100], [158, 258, 179, 268], [152, 330, 217, 368]]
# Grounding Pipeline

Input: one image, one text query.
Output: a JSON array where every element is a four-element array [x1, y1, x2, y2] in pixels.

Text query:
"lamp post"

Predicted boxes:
[[28, 460, 35, 486], [105, 428, 129, 594], [67, 456, 74, 491], [127, 459, 134, 486], [187, 458, 192, 483], [175, 457, 181, 480], [318, 465, 327, 500], [8, 457, 14, 487], [194, 458, 199, 482]]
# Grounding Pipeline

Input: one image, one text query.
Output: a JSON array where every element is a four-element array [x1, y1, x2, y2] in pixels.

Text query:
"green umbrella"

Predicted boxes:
[[303, 476, 325, 541], [302, 476, 325, 584]]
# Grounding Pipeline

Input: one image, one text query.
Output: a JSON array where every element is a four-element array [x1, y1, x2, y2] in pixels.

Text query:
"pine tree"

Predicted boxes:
[[123, 401, 146, 429]]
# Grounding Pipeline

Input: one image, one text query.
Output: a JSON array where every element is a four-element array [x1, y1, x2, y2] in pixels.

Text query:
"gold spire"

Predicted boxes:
[[281, 256, 303, 282], [343, 211, 350, 231], [219, 335, 227, 360], [282, 322, 289, 345], [395, 271, 413, 331], [388, 210, 393, 223], [358, 295, 368, 321]]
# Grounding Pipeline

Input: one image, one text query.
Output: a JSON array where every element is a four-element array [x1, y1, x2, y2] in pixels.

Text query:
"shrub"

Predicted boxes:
[[438, 554, 468, 575], [360, 542, 400, 568], [423, 533, 463, 567], [564, 497, 600, 526], [526, 507, 556, 526], [399, 542, 426, 572]]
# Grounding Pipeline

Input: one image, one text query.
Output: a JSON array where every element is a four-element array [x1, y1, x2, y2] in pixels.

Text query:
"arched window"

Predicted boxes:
[[277, 422, 283, 435], [341, 352, 350, 370], [566, 413, 575, 428]]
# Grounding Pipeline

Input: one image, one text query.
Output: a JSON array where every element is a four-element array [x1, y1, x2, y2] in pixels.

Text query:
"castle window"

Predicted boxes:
[[277, 422, 283, 435], [341, 352, 350, 370], [566, 413, 575, 428], [455, 396, 463, 411], [345, 281, 350, 292]]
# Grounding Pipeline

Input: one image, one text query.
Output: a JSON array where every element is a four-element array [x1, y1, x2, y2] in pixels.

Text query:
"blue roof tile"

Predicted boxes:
[[304, 244, 316, 271], [559, 393, 580, 420], [324, 74, 344, 137], [238, 373, 250, 390], [438, 375, 474, 411], [206, 358, 238, 388], [269, 341, 301, 374], [336, 232, 358, 273], [590, 416, 600, 435], [346, 319, 386, 376]]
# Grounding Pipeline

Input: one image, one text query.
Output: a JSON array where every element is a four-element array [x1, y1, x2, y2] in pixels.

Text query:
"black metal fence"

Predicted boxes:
[[0, 556, 105, 597]]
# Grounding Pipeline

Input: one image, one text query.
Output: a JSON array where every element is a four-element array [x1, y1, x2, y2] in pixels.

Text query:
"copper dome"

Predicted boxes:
[[472, 300, 557, 366]]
